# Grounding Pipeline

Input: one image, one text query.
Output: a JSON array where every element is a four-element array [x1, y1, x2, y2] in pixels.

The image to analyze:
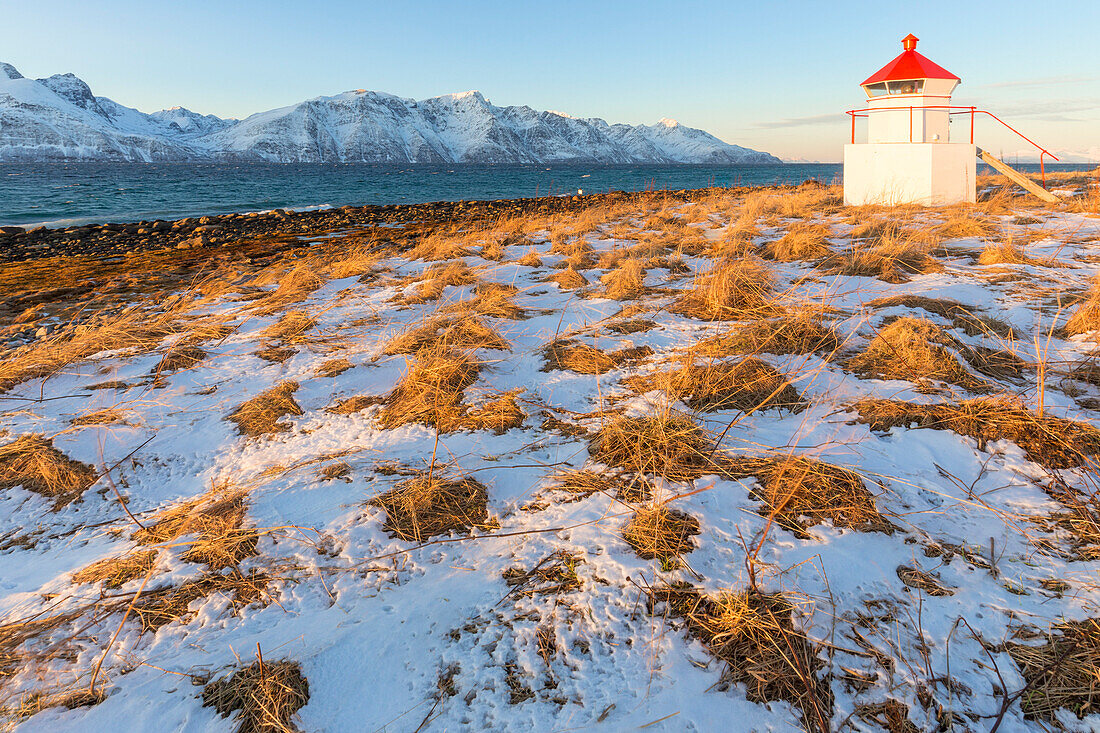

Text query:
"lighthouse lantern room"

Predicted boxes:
[[844, 34, 976, 206]]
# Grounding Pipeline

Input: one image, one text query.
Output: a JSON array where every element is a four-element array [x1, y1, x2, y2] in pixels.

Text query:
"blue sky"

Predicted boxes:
[[4, 0, 1098, 161]]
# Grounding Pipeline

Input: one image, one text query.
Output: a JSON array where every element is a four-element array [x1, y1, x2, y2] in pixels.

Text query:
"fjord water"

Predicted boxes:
[[2, 161, 1092, 229], [0, 163, 842, 228]]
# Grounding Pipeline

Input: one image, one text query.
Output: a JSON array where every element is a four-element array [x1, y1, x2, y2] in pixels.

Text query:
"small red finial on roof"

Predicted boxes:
[[902, 33, 919, 51]]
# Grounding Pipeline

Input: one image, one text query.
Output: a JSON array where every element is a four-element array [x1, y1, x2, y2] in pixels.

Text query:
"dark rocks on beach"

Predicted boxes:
[[0, 182, 817, 264]]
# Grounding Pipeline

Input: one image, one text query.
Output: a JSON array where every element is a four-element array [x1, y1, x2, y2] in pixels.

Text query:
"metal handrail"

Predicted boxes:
[[845, 105, 1059, 186]]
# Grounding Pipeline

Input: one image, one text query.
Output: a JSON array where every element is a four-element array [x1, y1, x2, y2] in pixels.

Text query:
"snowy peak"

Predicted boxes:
[[0, 61, 781, 164], [37, 73, 98, 111]]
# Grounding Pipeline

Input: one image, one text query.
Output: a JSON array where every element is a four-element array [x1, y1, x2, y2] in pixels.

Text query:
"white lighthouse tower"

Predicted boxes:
[[843, 34, 976, 206]]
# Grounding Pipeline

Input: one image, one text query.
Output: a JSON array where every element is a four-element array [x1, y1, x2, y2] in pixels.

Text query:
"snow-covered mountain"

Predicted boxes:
[[0, 62, 780, 164]]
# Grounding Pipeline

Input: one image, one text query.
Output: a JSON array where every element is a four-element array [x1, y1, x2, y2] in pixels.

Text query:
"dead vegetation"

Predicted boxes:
[[851, 396, 1100, 469], [203, 657, 309, 733], [502, 550, 583, 597], [383, 315, 509, 355], [621, 505, 700, 561], [1064, 277, 1100, 337], [541, 339, 652, 375], [369, 471, 490, 542], [378, 348, 479, 431], [729, 455, 892, 537], [599, 258, 647, 299], [670, 256, 775, 321], [848, 317, 991, 391], [623, 357, 804, 413], [543, 266, 588, 290], [261, 310, 316, 344], [71, 550, 157, 588], [0, 434, 97, 507], [131, 570, 272, 633], [867, 294, 1014, 338], [1007, 617, 1100, 722], [133, 485, 258, 570], [762, 222, 831, 261], [589, 411, 719, 480], [155, 341, 208, 373], [649, 586, 832, 732], [699, 313, 842, 357], [826, 226, 941, 283], [315, 358, 353, 378], [228, 382, 303, 437]]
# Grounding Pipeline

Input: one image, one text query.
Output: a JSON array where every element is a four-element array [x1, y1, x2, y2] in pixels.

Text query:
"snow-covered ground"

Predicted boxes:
[[1, 188, 1100, 731]]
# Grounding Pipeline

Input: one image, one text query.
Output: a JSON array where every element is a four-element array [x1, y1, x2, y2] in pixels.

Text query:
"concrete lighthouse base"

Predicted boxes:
[[843, 143, 977, 206]]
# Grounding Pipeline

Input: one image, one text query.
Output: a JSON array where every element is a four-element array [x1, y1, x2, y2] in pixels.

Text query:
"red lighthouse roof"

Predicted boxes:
[[861, 34, 960, 86]]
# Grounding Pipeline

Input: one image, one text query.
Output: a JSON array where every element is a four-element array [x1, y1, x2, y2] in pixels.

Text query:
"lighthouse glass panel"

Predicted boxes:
[[886, 80, 924, 95], [864, 82, 888, 97]]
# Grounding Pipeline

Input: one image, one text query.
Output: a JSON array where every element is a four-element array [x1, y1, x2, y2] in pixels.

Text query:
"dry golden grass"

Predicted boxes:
[[378, 348, 480, 432], [71, 550, 157, 589], [383, 315, 510, 356], [623, 357, 804, 413], [853, 700, 920, 733], [978, 239, 1043, 266], [261, 311, 316, 344], [600, 258, 647, 300], [896, 565, 954, 596], [228, 382, 303, 437], [155, 341, 208, 373], [825, 227, 942, 283], [515, 249, 543, 268], [1063, 277, 1100, 337], [130, 570, 272, 634], [406, 261, 477, 302], [0, 304, 188, 393], [314, 358, 353, 378], [502, 551, 583, 597], [541, 339, 652, 375], [670, 256, 775, 321], [867, 294, 1014, 338], [463, 390, 526, 434], [606, 318, 656, 334], [408, 230, 473, 261], [729, 455, 892, 537], [1008, 617, 1100, 722], [134, 486, 257, 570], [202, 657, 309, 733], [543, 267, 589, 289], [0, 435, 97, 507], [762, 223, 832, 261], [326, 395, 383, 415], [369, 471, 489, 542], [70, 408, 127, 426], [698, 313, 841, 357], [589, 411, 718, 480], [441, 282, 525, 319], [253, 265, 325, 315], [848, 317, 990, 392], [649, 586, 832, 732], [4, 688, 105, 723], [936, 211, 999, 240], [621, 504, 700, 561], [851, 396, 1100, 469]]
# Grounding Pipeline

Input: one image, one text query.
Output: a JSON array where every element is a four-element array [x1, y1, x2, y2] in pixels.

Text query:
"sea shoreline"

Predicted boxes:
[[0, 181, 825, 264]]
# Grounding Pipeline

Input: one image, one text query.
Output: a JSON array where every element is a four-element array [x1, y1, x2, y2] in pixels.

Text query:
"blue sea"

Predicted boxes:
[[0, 162, 1092, 228]]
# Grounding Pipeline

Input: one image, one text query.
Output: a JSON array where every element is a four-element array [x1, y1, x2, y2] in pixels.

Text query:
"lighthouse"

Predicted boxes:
[[843, 34, 976, 206]]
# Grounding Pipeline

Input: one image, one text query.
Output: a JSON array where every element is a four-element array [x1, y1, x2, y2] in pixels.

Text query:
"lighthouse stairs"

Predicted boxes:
[[976, 148, 1059, 203]]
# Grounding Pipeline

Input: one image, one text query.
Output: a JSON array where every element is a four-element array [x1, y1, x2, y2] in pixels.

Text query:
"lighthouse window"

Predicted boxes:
[[864, 82, 888, 97], [887, 80, 923, 95]]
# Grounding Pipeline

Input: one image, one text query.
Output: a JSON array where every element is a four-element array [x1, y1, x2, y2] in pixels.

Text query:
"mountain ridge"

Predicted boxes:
[[0, 62, 781, 164]]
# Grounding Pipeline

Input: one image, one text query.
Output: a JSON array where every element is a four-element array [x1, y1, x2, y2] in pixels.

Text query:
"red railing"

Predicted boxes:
[[845, 105, 1059, 187]]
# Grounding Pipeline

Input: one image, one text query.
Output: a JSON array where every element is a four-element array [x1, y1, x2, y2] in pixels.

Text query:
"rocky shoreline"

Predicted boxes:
[[0, 182, 822, 264]]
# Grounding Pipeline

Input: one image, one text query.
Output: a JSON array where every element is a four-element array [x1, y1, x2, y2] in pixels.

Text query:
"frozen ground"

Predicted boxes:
[[1, 185, 1100, 731]]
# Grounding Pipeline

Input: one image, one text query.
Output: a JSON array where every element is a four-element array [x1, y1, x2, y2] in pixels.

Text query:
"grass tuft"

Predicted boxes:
[[203, 658, 309, 733], [0, 435, 97, 507], [228, 382, 303, 437], [369, 471, 490, 542]]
